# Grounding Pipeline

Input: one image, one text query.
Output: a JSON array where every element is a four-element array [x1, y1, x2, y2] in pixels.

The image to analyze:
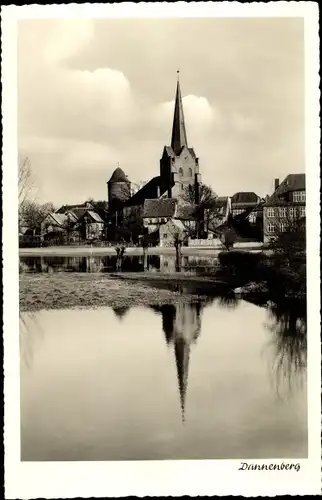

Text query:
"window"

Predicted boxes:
[[279, 207, 287, 217], [280, 223, 286, 232], [267, 208, 275, 218], [181, 184, 184, 190], [163, 233, 167, 239], [267, 223, 276, 233], [289, 207, 296, 218], [293, 191, 306, 202], [248, 213, 256, 223], [188, 168, 193, 177], [179, 168, 183, 176], [300, 207, 306, 217]]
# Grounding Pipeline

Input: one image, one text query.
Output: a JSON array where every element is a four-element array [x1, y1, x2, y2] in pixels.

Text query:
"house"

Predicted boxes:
[[262, 174, 306, 243], [231, 192, 262, 218], [142, 198, 197, 246], [159, 219, 187, 247], [76, 210, 105, 241], [41, 212, 80, 244]]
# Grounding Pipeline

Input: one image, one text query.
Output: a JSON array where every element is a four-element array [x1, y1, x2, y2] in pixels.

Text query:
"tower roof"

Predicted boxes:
[[171, 72, 188, 155], [108, 167, 130, 183], [174, 338, 190, 423]]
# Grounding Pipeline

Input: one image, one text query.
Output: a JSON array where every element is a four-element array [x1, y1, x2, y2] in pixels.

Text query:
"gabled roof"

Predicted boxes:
[[263, 174, 306, 207], [175, 203, 198, 220], [86, 210, 104, 223], [143, 198, 177, 218], [49, 213, 67, 226], [108, 167, 130, 183], [231, 192, 260, 204]]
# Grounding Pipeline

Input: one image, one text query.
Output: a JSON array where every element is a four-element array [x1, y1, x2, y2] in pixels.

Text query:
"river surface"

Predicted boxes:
[[20, 294, 307, 461], [19, 254, 218, 275]]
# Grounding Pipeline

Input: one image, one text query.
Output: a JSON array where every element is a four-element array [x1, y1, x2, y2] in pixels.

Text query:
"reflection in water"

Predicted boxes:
[[20, 295, 307, 461], [112, 306, 130, 320], [265, 301, 307, 393], [20, 254, 220, 275], [150, 301, 202, 421]]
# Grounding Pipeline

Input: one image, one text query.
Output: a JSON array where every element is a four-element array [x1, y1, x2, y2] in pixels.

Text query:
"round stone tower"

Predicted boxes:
[[107, 167, 131, 212]]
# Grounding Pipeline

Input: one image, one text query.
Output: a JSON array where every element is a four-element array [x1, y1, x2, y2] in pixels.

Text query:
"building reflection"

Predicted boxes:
[[112, 306, 130, 321], [151, 300, 202, 422]]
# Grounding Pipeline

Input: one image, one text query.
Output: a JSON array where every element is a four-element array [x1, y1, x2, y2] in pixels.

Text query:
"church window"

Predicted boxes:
[[188, 168, 192, 177], [179, 168, 183, 176]]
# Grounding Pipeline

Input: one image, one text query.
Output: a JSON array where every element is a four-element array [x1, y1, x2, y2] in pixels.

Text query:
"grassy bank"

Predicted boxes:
[[19, 273, 204, 312]]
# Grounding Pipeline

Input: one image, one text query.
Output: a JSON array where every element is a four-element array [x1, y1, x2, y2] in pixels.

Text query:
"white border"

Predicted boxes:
[[2, 3, 321, 498]]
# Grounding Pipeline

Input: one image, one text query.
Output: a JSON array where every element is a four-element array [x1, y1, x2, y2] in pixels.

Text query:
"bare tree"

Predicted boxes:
[[18, 156, 36, 212]]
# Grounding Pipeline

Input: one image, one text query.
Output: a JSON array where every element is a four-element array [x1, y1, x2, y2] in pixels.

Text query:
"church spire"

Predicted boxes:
[[174, 337, 190, 423], [171, 70, 188, 155]]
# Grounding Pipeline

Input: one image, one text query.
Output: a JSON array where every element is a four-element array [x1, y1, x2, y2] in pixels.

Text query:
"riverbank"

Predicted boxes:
[[19, 244, 264, 257], [19, 272, 207, 312]]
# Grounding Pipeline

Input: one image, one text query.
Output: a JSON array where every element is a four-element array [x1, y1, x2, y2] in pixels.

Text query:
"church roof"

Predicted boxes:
[[108, 167, 130, 183], [143, 198, 177, 218], [171, 75, 188, 155], [123, 176, 171, 208]]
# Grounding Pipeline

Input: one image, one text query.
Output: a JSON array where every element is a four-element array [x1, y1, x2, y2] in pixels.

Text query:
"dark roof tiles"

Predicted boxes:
[[108, 167, 130, 183], [143, 198, 177, 218]]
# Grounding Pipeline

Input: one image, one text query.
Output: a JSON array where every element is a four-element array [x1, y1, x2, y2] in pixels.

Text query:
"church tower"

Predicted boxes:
[[160, 72, 201, 200]]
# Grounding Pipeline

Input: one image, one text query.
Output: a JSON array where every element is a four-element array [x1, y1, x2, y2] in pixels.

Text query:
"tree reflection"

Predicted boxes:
[[266, 300, 307, 394], [19, 311, 44, 370]]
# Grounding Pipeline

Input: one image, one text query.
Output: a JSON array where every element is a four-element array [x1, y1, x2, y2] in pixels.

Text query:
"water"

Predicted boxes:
[[20, 299, 307, 461], [19, 254, 218, 275]]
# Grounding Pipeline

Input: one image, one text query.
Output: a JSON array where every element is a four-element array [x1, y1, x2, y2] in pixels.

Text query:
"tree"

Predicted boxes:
[[267, 208, 306, 266], [221, 227, 237, 251], [20, 200, 56, 232], [179, 182, 219, 237], [180, 182, 216, 206]]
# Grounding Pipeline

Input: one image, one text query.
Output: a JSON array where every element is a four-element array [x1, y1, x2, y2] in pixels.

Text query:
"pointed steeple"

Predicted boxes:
[[171, 71, 188, 155], [174, 337, 190, 423]]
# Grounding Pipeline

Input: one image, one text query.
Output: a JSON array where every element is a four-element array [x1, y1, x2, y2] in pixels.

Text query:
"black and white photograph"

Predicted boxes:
[[2, 2, 320, 498]]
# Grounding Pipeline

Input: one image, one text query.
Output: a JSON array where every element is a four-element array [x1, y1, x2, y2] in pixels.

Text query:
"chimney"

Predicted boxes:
[[274, 178, 279, 190], [194, 173, 200, 205]]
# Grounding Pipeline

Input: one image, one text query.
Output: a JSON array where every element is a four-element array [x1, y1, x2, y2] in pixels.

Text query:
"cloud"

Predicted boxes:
[[18, 18, 304, 205]]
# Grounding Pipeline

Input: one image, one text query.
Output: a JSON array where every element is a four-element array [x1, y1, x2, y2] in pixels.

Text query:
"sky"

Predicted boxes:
[[18, 17, 304, 206]]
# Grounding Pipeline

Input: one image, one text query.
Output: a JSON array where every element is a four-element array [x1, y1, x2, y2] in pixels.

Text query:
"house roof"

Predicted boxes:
[[86, 210, 104, 223], [263, 173, 306, 207], [231, 192, 260, 204], [175, 203, 198, 220], [56, 202, 93, 214], [108, 167, 130, 183], [143, 198, 177, 218], [50, 213, 67, 226], [215, 196, 230, 208], [264, 175, 305, 207]]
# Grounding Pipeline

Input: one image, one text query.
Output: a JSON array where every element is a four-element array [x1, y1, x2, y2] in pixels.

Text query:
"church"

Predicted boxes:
[[106, 73, 202, 240]]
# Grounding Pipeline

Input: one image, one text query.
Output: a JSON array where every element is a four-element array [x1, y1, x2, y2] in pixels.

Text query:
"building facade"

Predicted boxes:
[[262, 174, 306, 243]]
